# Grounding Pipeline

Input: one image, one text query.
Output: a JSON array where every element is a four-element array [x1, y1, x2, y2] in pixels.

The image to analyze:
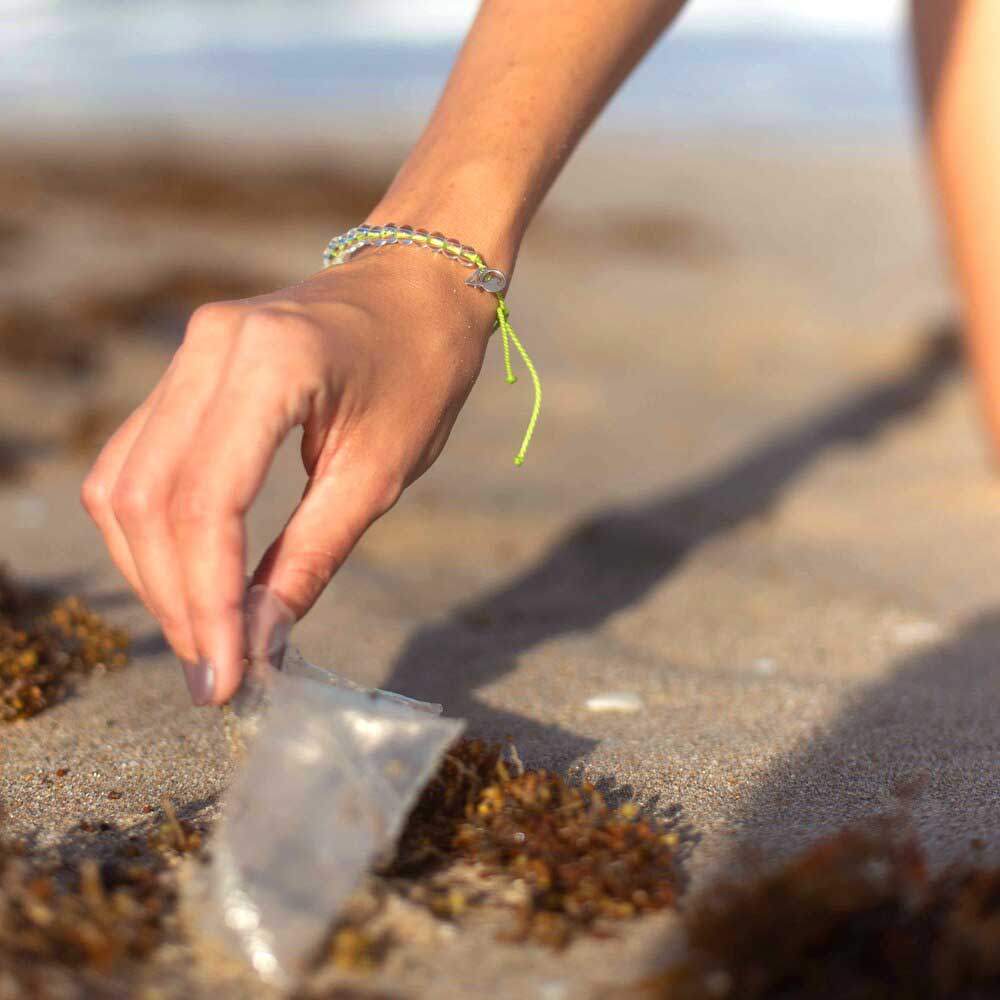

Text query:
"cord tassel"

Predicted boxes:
[[496, 296, 541, 466]]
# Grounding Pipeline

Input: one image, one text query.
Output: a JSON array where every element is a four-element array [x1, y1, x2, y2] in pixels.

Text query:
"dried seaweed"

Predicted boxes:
[[0, 270, 277, 378], [74, 268, 279, 341], [0, 568, 130, 722], [0, 802, 202, 999], [0, 151, 392, 225], [391, 739, 682, 947], [0, 438, 28, 484], [10, 728, 1000, 999], [0, 216, 26, 265], [0, 300, 96, 375], [658, 822, 1000, 1000]]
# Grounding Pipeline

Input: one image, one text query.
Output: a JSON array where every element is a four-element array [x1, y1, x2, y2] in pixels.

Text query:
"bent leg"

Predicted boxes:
[[911, 1, 1000, 462]]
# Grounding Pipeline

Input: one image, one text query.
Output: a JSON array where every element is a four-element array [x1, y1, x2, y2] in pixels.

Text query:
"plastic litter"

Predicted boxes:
[[200, 587, 464, 988]]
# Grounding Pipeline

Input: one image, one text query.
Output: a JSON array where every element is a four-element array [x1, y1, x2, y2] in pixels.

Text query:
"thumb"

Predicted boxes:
[[250, 467, 398, 620]]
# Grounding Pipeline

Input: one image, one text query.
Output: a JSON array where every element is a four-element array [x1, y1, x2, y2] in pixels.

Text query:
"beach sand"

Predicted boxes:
[[2, 126, 997, 997]]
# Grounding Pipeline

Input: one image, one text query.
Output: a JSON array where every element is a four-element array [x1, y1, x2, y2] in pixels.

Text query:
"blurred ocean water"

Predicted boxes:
[[2, 0, 913, 138]]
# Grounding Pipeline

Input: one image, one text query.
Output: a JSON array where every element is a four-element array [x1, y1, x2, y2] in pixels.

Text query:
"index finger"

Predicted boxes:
[[168, 334, 306, 704]]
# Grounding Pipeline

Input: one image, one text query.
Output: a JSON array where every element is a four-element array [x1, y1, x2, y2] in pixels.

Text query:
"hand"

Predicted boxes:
[[81, 249, 495, 705]]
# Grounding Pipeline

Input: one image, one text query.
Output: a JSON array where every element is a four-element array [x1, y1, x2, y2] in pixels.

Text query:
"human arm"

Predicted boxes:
[[81, 0, 688, 706]]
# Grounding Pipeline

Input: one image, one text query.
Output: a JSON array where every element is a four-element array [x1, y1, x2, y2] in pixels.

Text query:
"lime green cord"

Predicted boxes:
[[494, 295, 541, 466], [461, 248, 541, 466]]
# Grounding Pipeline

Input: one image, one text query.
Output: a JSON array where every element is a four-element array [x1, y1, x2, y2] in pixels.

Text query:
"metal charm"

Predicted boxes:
[[465, 267, 507, 294]]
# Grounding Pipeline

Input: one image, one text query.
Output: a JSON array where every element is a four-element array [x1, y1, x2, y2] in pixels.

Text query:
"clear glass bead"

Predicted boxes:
[[427, 231, 446, 253], [442, 237, 463, 259], [457, 244, 478, 267], [413, 228, 430, 246], [382, 223, 398, 244], [396, 225, 414, 245]]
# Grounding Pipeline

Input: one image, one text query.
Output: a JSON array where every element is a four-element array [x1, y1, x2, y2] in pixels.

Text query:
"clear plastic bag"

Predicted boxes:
[[200, 587, 464, 988]]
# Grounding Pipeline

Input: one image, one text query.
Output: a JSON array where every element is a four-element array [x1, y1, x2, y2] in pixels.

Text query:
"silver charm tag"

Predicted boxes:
[[465, 267, 507, 294]]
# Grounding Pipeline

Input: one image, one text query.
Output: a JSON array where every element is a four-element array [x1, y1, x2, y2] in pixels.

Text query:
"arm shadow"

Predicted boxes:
[[383, 325, 962, 765], [717, 607, 1000, 872]]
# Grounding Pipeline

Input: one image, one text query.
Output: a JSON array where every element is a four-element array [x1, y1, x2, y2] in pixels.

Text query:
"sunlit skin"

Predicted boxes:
[[911, 1, 1000, 462], [83, 0, 992, 706]]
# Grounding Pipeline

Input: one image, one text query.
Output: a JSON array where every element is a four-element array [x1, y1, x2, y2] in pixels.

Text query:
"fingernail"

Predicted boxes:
[[244, 585, 295, 669], [181, 658, 216, 706]]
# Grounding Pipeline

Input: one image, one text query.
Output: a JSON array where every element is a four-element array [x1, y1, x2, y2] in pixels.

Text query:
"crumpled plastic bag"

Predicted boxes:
[[199, 587, 464, 988]]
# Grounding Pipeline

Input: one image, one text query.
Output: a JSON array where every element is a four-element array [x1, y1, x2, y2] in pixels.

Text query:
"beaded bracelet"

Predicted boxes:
[[322, 223, 540, 466]]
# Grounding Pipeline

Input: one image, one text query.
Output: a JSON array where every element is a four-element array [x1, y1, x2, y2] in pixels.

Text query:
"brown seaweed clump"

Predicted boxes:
[[392, 739, 682, 948], [658, 822, 1000, 1000], [0, 300, 96, 375], [0, 438, 28, 484], [0, 849, 167, 975], [0, 802, 203, 999], [0, 151, 392, 226], [0, 568, 130, 722]]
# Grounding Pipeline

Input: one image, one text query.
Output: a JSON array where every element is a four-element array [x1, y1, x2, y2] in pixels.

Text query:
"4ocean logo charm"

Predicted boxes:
[[465, 267, 507, 294]]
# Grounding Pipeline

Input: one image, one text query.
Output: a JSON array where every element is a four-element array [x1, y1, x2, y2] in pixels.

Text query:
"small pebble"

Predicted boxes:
[[893, 621, 944, 646], [538, 981, 570, 1000], [585, 691, 644, 713]]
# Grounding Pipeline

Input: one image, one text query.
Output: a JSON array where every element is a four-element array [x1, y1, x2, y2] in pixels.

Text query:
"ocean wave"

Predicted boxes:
[[3, 0, 903, 55]]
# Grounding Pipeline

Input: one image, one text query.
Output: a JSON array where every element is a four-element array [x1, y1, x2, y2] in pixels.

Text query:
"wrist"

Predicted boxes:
[[367, 158, 529, 279]]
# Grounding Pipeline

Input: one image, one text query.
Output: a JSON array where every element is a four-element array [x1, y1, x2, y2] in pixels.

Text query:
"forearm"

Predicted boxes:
[[372, 0, 685, 270]]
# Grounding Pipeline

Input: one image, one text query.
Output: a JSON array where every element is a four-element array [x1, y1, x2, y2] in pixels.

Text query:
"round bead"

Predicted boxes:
[[427, 231, 447, 253], [382, 223, 398, 244], [397, 225, 414, 245], [442, 237, 463, 259], [413, 228, 430, 246], [457, 244, 479, 267]]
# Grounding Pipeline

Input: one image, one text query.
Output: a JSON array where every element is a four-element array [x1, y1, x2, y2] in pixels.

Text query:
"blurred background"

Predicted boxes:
[[5, 0, 908, 135], [1, 0, 940, 488]]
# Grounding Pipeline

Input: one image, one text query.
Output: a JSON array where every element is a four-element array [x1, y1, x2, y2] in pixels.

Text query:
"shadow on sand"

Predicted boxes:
[[384, 328, 963, 767], [719, 606, 1000, 872]]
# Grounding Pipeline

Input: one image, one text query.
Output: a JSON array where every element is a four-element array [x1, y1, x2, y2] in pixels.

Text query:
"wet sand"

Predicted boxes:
[[2, 126, 997, 997]]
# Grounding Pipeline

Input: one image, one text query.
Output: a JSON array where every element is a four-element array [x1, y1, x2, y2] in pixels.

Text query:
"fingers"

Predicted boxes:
[[251, 454, 400, 621], [83, 295, 409, 708], [80, 393, 161, 610], [170, 321, 308, 704], [109, 333, 234, 679]]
